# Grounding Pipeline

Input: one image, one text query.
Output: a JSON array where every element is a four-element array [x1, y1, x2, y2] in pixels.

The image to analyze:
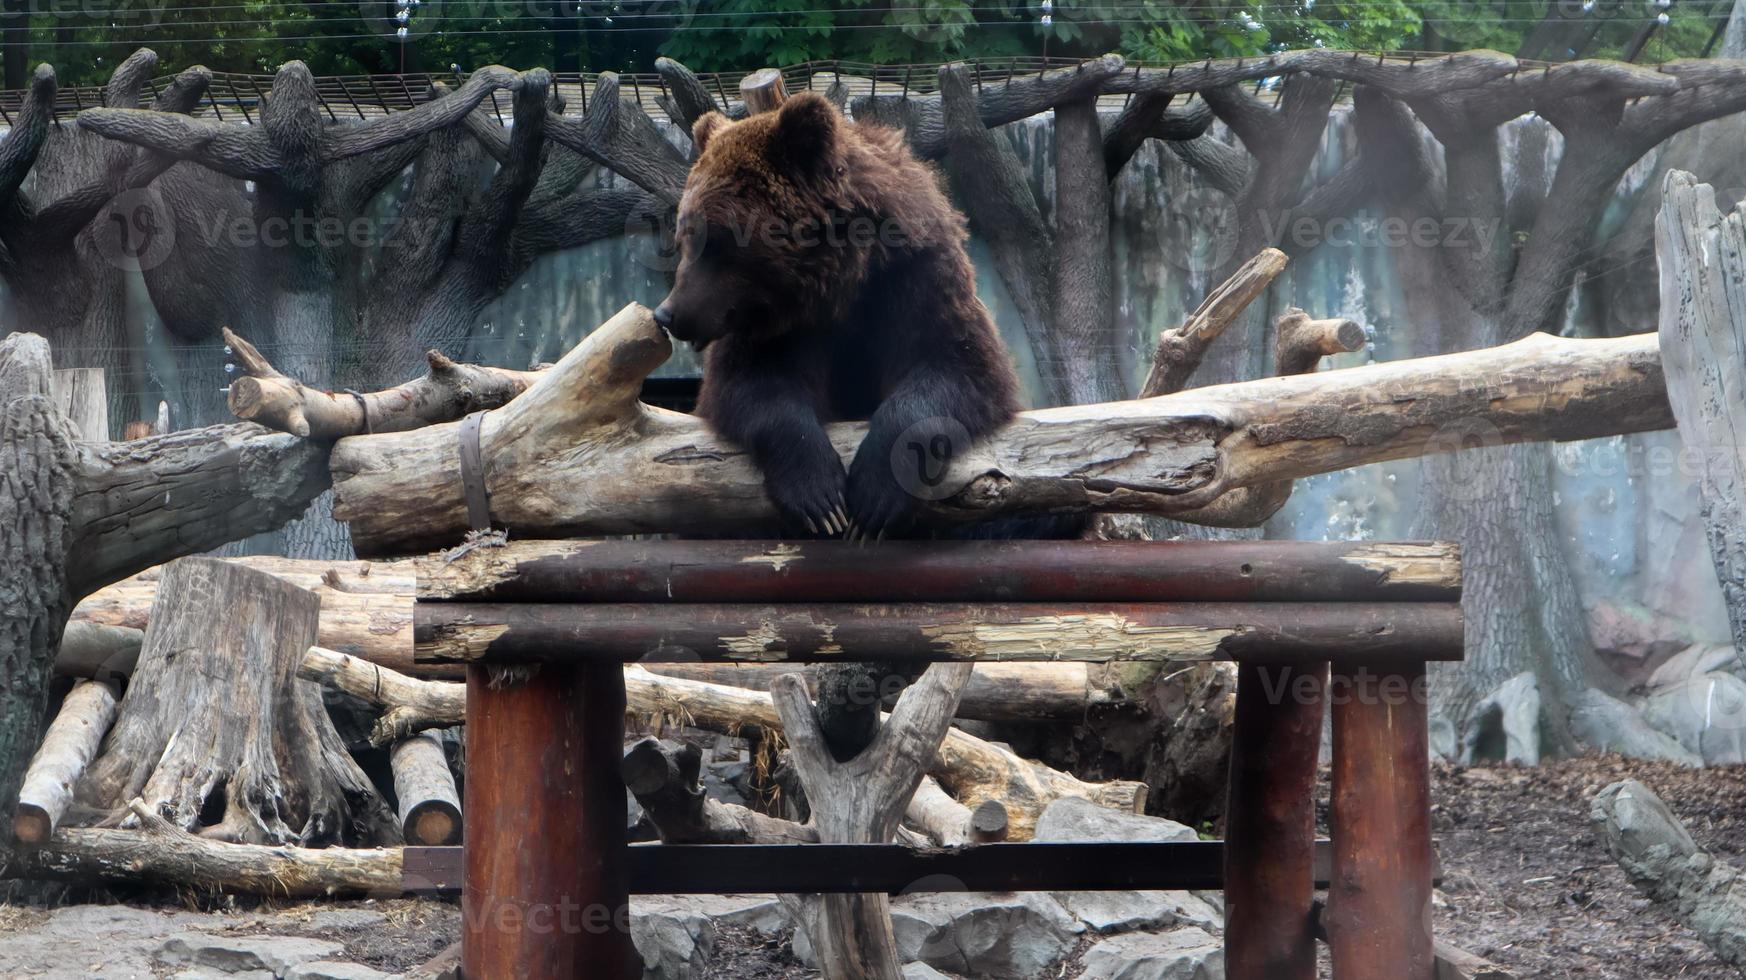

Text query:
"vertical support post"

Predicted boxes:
[[463, 663, 635, 979], [1224, 661, 1325, 980], [1326, 660, 1434, 980]]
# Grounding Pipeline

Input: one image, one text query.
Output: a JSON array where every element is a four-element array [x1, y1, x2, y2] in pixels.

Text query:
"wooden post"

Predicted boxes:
[[739, 67, 786, 114], [1224, 661, 1325, 980], [1326, 661, 1435, 980], [463, 663, 635, 979], [51, 367, 108, 441]]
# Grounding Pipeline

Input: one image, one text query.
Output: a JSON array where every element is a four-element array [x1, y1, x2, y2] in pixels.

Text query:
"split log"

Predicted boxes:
[[324, 304, 1671, 556], [622, 666, 1145, 840], [773, 663, 974, 980], [621, 736, 815, 844], [225, 328, 543, 441], [71, 556, 427, 678], [1591, 779, 1746, 969], [300, 646, 464, 746], [1656, 172, 1746, 669], [12, 680, 118, 845], [74, 558, 400, 846], [390, 732, 462, 846], [2, 798, 402, 897]]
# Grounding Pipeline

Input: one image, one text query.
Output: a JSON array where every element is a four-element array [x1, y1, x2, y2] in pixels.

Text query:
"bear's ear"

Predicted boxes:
[[768, 91, 840, 176], [690, 111, 730, 155]]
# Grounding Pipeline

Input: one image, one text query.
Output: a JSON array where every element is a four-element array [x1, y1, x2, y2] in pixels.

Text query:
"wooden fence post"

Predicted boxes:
[[1326, 661, 1434, 980], [463, 663, 635, 979], [1225, 661, 1325, 980]]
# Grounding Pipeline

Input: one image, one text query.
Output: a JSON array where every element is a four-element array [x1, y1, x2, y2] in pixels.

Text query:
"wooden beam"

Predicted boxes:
[[403, 840, 1345, 896], [416, 539, 1462, 604], [416, 601, 1464, 666]]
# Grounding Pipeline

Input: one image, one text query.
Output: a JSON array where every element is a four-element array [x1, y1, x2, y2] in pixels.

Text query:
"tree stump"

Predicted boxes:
[[74, 558, 399, 846]]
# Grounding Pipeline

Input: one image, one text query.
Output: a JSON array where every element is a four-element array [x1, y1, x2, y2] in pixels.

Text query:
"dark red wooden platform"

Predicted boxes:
[[416, 539, 1458, 980]]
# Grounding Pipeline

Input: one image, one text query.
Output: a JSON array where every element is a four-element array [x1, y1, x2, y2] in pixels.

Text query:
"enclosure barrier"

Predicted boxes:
[[413, 539, 1461, 980]]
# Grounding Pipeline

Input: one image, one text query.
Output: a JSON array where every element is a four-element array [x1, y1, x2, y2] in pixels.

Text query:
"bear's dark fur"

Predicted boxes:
[[654, 91, 1023, 538]]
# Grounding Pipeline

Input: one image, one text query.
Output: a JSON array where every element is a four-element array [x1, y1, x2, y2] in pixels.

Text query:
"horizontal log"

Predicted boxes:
[[417, 601, 1464, 665], [4, 799, 402, 897], [71, 556, 437, 678], [403, 840, 1339, 895], [642, 662, 1125, 723], [416, 539, 1461, 604], [328, 304, 1669, 555]]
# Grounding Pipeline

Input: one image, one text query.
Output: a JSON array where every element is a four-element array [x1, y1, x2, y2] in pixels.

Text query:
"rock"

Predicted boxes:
[[890, 891, 1082, 977], [300, 910, 389, 933], [1462, 672, 1541, 766], [1647, 643, 1740, 690], [167, 971, 276, 980], [1078, 926, 1225, 979], [1641, 670, 1746, 764], [1589, 598, 1694, 678], [285, 963, 396, 980], [1032, 797, 1198, 843], [632, 898, 717, 979], [1053, 890, 1222, 934], [39, 904, 180, 937], [903, 963, 953, 979], [1428, 711, 1458, 761], [1569, 689, 1702, 766], [156, 934, 346, 975]]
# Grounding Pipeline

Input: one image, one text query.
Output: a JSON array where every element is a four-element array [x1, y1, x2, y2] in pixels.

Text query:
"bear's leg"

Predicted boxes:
[[699, 340, 847, 536], [846, 366, 1005, 539]]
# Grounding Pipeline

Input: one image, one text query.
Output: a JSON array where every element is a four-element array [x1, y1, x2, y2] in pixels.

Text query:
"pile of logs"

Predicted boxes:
[[11, 547, 1152, 892]]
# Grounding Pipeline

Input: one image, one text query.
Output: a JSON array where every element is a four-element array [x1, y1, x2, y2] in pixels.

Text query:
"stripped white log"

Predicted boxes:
[[390, 732, 461, 846], [13, 679, 118, 844]]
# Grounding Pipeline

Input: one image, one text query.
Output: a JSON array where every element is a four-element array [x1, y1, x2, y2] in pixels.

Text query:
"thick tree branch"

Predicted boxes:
[[622, 737, 816, 845], [854, 54, 1127, 160], [1143, 248, 1289, 396], [0, 66, 55, 208], [1103, 93, 1212, 179], [225, 327, 542, 440], [319, 304, 1672, 555], [546, 72, 690, 205], [655, 56, 737, 136]]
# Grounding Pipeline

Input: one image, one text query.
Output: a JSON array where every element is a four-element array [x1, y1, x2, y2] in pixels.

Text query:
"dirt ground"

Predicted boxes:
[[4, 755, 1744, 978], [1417, 756, 1746, 980]]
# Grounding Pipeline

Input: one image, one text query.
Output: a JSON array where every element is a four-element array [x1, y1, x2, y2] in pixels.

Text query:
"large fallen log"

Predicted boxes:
[[319, 303, 1670, 556], [390, 732, 462, 847], [70, 556, 429, 678], [3, 798, 403, 897], [1591, 779, 1746, 969], [300, 646, 465, 746], [621, 737, 816, 845]]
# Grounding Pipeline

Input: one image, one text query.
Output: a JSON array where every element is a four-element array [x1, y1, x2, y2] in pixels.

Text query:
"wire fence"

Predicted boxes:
[[0, 50, 1573, 126]]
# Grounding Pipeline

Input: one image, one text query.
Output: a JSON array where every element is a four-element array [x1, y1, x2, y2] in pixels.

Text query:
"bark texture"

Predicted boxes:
[[74, 558, 399, 846], [1655, 171, 1746, 669]]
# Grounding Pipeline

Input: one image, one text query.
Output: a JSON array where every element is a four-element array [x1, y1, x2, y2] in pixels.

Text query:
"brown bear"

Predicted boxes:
[[652, 91, 1022, 539]]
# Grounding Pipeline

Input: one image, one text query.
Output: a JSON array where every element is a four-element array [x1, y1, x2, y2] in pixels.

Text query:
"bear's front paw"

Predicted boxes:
[[765, 457, 848, 537], [846, 455, 919, 542]]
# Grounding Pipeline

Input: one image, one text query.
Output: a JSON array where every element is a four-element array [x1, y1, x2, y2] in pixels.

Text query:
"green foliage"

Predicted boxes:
[[2, 0, 1736, 88]]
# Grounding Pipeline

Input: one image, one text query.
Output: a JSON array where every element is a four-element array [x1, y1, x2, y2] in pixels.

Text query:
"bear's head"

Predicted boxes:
[[654, 92, 876, 349]]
